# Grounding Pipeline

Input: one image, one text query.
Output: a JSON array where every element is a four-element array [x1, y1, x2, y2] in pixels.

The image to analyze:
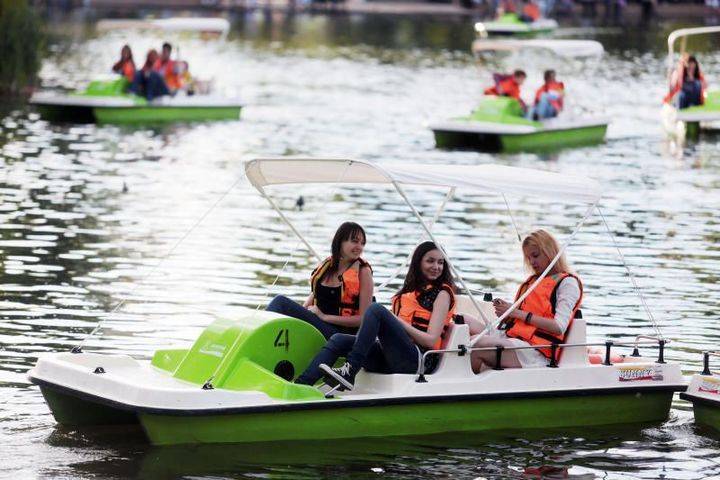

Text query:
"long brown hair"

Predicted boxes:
[[396, 241, 456, 297]]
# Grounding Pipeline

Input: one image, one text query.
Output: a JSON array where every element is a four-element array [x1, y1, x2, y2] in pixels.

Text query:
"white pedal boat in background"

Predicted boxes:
[[28, 159, 685, 445], [96, 17, 231, 38], [472, 39, 604, 59]]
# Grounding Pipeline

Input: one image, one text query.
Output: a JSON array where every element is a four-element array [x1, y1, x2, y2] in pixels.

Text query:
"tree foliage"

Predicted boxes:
[[0, 0, 42, 94]]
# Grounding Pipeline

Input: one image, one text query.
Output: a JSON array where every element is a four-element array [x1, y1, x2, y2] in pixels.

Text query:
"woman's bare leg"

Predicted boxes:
[[470, 335, 522, 373]]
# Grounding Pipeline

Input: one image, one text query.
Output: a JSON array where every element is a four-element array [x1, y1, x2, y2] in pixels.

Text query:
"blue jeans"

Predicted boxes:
[[129, 70, 169, 101], [266, 295, 354, 340], [679, 80, 702, 109], [296, 303, 420, 385], [528, 92, 560, 120]]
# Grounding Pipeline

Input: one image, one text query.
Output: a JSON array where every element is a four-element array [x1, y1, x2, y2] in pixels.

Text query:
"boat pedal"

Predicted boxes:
[[324, 383, 345, 398]]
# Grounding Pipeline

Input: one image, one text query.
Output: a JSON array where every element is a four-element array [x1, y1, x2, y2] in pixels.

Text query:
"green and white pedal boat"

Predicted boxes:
[[430, 96, 608, 153], [680, 352, 720, 433], [28, 159, 684, 445], [662, 27, 720, 141], [30, 78, 242, 125], [475, 14, 558, 37], [472, 39, 604, 59]]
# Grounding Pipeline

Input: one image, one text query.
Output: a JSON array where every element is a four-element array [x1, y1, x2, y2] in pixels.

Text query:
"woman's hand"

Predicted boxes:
[[492, 298, 513, 317], [307, 305, 327, 321]]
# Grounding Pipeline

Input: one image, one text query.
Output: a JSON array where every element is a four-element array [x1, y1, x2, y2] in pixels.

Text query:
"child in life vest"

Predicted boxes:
[[470, 229, 582, 371], [112, 45, 136, 82], [484, 70, 527, 111], [266, 222, 373, 341], [528, 69, 564, 120], [296, 241, 456, 390]]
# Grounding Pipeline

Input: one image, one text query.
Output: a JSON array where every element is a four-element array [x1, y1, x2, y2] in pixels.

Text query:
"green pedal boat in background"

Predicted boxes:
[[681, 352, 720, 434], [430, 96, 608, 153], [662, 27, 720, 141], [30, 78, 243, 125], [474, 14, 558, 37], [28, 159, 685, 446]]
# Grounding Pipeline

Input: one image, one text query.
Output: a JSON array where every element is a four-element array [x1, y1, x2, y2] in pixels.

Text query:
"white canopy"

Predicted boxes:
[[245, 158, 601, 205], [667, 26, 720, 68], [472, 39, 604, 58], [97, 17, 230, 35]]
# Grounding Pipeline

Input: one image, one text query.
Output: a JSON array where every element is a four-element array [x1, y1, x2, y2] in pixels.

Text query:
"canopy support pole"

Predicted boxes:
[[391, 181, 491, 326], [257, 185, 322, 262], [596, 206, 662, 339], [502, 193, 522, 242], [470, 201, 597, 347], [377, 187, 455, 291]]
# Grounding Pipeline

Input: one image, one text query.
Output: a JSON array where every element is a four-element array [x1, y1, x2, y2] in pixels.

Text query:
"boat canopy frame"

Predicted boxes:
[[245, 157, 602, 330], [667, 26, 720, 76]]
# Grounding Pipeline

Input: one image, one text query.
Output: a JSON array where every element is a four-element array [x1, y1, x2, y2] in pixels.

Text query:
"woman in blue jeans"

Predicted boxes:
[[296, 241, 456, 390], [266, 222, 373, 340]]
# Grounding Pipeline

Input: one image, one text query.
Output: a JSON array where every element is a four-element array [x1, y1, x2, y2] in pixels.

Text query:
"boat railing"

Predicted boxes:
[[701, 351, 720, 376], [415, 338, 669, 382]]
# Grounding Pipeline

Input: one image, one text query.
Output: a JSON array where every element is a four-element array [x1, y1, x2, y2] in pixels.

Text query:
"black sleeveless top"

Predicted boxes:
[[315, 283, 341, 317]]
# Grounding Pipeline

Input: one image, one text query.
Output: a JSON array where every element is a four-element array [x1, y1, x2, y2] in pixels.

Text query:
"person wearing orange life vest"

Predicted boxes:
[[112, 45, 136, 82], [484, 70, 527, 111], [153, 42, 183, 93], [295, 241, 456, 389], [528, 70, 564, 120], [470, 229, 582, 371], [266, 222, 373, 341], [665, 54, 706, 109], [129, 49, 170, 101], [519, 0, 541, 21]]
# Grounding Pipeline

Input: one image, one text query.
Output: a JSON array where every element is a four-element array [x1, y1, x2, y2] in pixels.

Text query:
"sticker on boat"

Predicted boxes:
[[617, 365, 664, 382], [698, 377, 720, 395]]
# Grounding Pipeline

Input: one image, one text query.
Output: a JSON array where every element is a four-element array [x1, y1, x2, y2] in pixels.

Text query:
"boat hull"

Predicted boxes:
[[140, 388, 675, 445], [93, 105, 242, 124], [681, 374, 720, 433], [433, 124, 607, 153], [38, 381, 138, 426]]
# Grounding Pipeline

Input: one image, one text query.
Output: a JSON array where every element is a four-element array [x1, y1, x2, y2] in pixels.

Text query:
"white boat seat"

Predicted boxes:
[[454, 294, 497, 323], [558, 318, 588, 366]]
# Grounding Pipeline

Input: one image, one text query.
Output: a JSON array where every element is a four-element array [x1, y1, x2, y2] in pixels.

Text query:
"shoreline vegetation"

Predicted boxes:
[[0, 0, 42, 96]]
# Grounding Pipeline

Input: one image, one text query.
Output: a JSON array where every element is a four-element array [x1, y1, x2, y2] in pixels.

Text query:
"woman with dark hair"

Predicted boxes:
[[112, 45, 135, 82], [266, 222, 373, 340], [295, 241, 456, 389], [665, 53, 707, 109]]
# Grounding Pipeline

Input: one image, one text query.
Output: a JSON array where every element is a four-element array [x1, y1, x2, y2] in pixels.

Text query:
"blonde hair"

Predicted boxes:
[[521, 229, 572, 275]]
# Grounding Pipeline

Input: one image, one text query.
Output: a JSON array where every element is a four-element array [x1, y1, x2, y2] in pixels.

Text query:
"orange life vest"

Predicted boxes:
[[113, 60, 135, 82], [522, 3, 540, 20], [534, 81, 564, 111], [484, 76, 522, 102], [504, 272, 583, 361], [154, 59, 181, 91], [310, 257, 370, 317], [392, 283, 456, 350], [664, 70, 706, 105]]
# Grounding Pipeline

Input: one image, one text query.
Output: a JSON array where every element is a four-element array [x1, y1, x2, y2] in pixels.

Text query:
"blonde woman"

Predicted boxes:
[[471, 229, 583, 371]]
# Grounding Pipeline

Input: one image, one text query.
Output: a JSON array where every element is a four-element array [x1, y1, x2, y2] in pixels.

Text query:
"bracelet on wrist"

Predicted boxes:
[[525, 311, 533, 324]]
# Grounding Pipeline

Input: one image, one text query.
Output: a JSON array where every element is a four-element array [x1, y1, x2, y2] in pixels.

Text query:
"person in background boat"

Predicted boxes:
[[519, 0, 541, 21], [296, 241, 456, 390], [129, 49, 170, 101], [153, 42, 183, 94], [484, 70, 527, 112], [664, 53, 706, 109], [469, 229, 582, 371], [112, 45, 135, 82], [266, 222, 373, 341], [528, 70, 564, 120], [496, 0, 517, 16]]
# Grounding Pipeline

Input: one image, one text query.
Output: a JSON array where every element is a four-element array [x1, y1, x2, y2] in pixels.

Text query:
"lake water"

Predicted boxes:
[[2, 9, 720, 479]]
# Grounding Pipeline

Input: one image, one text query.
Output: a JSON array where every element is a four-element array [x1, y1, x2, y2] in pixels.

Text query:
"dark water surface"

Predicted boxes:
[[2, 9, 720, 479]]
